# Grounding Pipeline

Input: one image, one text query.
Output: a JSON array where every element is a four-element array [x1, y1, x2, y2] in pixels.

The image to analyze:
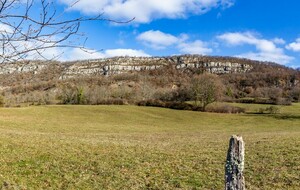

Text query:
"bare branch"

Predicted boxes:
[[0, 0, 133, 63]]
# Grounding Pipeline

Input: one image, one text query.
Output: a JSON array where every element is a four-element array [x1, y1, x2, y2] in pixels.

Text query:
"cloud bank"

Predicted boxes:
[[60, 0, 235, 23], [137, 30, 212, 55], [217, 32, 293, 64], [286, 38, 300, 52], [62, 48, 150, 61]]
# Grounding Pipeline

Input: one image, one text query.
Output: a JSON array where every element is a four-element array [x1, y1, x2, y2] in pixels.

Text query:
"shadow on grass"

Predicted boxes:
[[245, 113, 300, 120], [269, 114, 300, 120]]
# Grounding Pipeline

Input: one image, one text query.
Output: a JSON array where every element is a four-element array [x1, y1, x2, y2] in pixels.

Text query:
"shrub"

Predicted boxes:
[[172, 87, 193, 102], [97, 99, 127, 105], [58, 86, 86, 105], [237, 97, 291, 105], [206, 104, 245, 114], [153, 90, 174, 102], [257, 106, 281, 114], [265, 106, 281, 114], [165, 102, 194, 110], [76, 87, 86, 105], [289, 87, 300, 102], [254, 98, 273, 104], [113, 73, 139, 82], [0, 95, 4, 107], [274, 98, 292, 105], [237, 98, 255, 104], [258, 108, 265, 114], [136, 100, 165, 107], [136, 100, 201, 111]]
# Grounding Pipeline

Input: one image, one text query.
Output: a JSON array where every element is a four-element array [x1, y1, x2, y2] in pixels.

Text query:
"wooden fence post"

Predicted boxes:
[[225, 135, 245, 190]]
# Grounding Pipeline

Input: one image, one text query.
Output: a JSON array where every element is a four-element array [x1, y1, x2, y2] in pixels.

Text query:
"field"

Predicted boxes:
[[0, 104, 299, 189]]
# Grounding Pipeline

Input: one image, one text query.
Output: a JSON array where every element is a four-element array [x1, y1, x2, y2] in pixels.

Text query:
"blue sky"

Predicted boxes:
[[53, 0, 300, 67]]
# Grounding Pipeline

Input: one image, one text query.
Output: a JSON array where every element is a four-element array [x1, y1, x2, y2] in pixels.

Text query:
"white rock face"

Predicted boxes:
[[0, 56, 253, 79], [0, 61, 47, 74]]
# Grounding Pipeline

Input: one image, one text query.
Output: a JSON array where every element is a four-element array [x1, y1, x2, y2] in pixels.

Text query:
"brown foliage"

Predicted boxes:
[[0, 56, 299, 107], [191, 73, 224, 110]]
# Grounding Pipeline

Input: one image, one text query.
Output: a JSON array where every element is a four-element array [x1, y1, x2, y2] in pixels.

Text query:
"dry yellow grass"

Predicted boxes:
[[0, 104, 299, 189]]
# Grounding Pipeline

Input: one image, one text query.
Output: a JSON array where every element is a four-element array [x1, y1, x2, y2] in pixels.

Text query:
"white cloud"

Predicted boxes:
[[273, 38, 286, 45], [0, 23, 13, 34], [178, 40, 213, 54], [62, 48, 150, 61], [217, 32, 278, 53], [104, 49, 150, 57], [62, 48, 104, 61], [217, 32, 255, 45], [137, 30, 212, 55], [137, 30, 180, 49], [286, 38, 300, 52], [60, 0, 235, 23], [237, 52, 293, 65], [217, 32, 293, 64]]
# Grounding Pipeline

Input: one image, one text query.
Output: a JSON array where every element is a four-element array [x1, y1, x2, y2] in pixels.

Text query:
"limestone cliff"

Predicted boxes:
[[0, 55, 253, 79]]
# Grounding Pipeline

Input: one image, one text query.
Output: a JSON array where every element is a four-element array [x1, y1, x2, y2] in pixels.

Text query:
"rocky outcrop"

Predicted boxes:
[[0, 61, 47, 74], [0, 55, 253, 79], [60, 55, 252, 79]]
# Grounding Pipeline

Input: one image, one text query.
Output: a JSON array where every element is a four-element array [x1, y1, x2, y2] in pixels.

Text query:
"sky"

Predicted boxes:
[[33, 1, 300, 67]]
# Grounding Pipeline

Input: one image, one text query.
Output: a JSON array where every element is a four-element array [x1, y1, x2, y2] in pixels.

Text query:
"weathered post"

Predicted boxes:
[[225, 135, 245, 190]]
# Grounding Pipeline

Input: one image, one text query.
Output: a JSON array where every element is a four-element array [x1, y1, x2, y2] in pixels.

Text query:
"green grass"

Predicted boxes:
[[0, 104, 299, 189]]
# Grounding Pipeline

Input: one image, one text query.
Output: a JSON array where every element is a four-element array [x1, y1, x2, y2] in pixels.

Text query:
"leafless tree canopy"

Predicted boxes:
[[191, 73, 224, 110], [0, 0, 130, 63]]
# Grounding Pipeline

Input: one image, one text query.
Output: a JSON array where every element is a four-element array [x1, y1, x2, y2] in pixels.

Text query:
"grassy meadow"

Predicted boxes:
[[0, 103, 299, 189]]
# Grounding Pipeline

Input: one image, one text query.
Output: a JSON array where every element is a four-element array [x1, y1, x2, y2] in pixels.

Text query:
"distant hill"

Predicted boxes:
[[0, 55, 299, 107]]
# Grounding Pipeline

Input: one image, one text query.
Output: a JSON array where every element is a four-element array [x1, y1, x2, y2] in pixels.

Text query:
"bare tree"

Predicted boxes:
[[191, 73, 224, 111], [0, 0, 132, 63]]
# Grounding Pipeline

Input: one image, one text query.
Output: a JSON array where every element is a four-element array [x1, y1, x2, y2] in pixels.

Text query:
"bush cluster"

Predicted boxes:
[[258, 106, 281, 114], [137, 100, 202, 111], [206, 105, 245, 114], [237, 97, 291, 105]]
